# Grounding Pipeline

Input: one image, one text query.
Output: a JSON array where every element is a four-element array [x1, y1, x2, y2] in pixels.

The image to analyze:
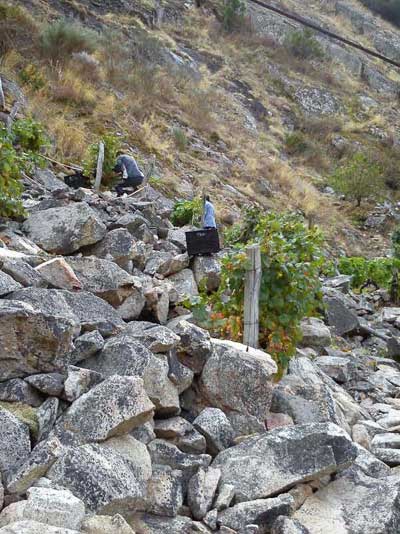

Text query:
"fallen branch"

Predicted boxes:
[[40, 154, 83, 172]]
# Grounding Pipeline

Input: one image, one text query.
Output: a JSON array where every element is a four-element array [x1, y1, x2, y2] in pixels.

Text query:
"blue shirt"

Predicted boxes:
[[203, 200, 216, 228]]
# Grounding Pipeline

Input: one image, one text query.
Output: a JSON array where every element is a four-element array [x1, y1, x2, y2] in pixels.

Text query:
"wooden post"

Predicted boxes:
[[0, 77, 5, 111], [243, 244, 262, 348], [7, 102, 19, 134], [94, 141, 104, 191]]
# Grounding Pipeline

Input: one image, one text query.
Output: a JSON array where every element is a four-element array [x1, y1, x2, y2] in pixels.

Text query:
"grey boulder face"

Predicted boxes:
[[63, 366, 103, 403], [187, 466, 221, 520], [143, 354, 181, 416], [0, 407, 31, 478], [193, 407, 234, 455], [36, 398, 59, 442], [9, 288, 124, 337], [81, 513, 135, 534], [83, 335, 153, 379], [85, 227, 138, 268], [0, 271, 22, 296], [154, 416, 206, 454], [123, 321, 180, 353], [0, 300, 75, 379], [167, 268, 199, 303], [25, 373, 65, 397], [213, 423, 357, 502], [47, 443, 149, 513], [294, 469, 400, 534], [0, 521, 80, 534], [0, 379, 42, 407], [55, 376, 154, 445], [146, 466, 184, 517], [192, 255, 221, 292], [172, 319, 212, 374], [271, 517, 311, 534], [1, 258, 46, 288], [217, 494, 295, 534], [200, 339, 277, 420], [22, 202, 106, 254], [299, 317, 331, 349], [323, 296, 360, 336]]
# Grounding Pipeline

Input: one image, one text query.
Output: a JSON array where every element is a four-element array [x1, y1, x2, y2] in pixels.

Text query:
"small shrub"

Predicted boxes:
[[51, 70, 96, 110], [222, 0, 247, 33], [173, 127, 188, 151], [71, 51, 102, 83], [40, 19, 98, 63], [285, 131, 309, 155], [329, 152, 384, 207], [285, 29, 324, 60], [83, 133, 122, 185], [171, 197, 203, 226], [19, 64, 46, 91], [12, 118, 48, 152]]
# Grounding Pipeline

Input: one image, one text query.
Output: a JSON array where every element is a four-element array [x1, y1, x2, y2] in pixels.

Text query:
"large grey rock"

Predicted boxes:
[[0, 272, 22, 295], [193, 408, 234, 455], [8, 288, 124, 337], [123, 321, 180, 353], [294, 468, 400, 533], [69, 330, 104, 364], [130, 513, 195, 534], [36, 398, 59, 442], [188, 466, 221, 520], [294, 86, 341, 115], [63, 366, 102, 402], [168, 350, 195, 395], [0, 407, 31, 477], [314, 356, 351, 384], [167, 269, 199, 303], [143, 354, 180, 416], [172, 320, 212, 374], [192, 255, 221, 292], [213, 423, 357, 502], [144, 251, 174, 276], [148, 439, 211, 483], [55, 376, 154, 445], [83, 336, 153, 379], [117, 285, 146, 320], [65, 257, 138, 307], [323, 296, 359, 336], [1, 259, 45, 288], [5, 437, 62, 494], [98, 435, 152, 481], [0, 521, 80, 533], [154, 417, 206, 454], [200, 339, 277, 419], [84, 228, 138, 269], [34, 168, 69, 193], [299, 318, 331, 349], [0, 379, 42, 407], [0, 300, 75, 379], [218, 494, 294, 533], [22, 203, 106, 254], [47, 443, 148, 513], [271, 517, 311, 534], [146, 466, 184, 517], [81, 514, 135, 534], [25, 373, 65, 397], [23, 487, 85, 530]]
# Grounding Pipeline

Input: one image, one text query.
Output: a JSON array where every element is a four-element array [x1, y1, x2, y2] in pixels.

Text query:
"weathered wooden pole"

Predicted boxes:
[[94, 141, 104, 191], [243, 244, 262, 348], [0, 77, 5, 111]]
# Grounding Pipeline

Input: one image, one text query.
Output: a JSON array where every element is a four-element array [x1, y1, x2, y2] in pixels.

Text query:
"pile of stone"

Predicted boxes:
[[1, 173, 400, 532]]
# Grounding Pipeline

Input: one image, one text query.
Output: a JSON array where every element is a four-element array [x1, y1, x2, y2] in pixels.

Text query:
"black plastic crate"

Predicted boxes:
[[185, 228, 220, 256]]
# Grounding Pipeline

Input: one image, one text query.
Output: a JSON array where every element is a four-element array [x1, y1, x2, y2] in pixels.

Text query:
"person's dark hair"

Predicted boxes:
[[205, 195, 210, 201]]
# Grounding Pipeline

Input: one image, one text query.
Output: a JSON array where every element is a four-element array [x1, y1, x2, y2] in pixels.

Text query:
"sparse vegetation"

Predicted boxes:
[[222, 0, 247, 33], [329, 152, 384, 207], [0, 2, 38, 58], [173, 127, 188, 151], [83, 133, 122, 185], [285, 29, 324, 60], [171, 197, 203, 226]]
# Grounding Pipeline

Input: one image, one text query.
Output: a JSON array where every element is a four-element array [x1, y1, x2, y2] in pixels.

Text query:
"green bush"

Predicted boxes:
[[222, 0, 246, 33], [392, 227, 400, 259], [0, 118, 47, 218], [285, 131, 309, 155], [83, 133, 122, 186], [172, 127, 188, 151], [192, 209, 325, 371], [171, 197, 203, 227], [338, 256, 400, 297], [285, 29, 324, 60], [40, 19, 98, 63], [329, 152, 384, 206]]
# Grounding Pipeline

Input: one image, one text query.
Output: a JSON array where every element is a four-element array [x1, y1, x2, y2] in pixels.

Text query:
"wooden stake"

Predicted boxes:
[[0, 77, 5, 111], [94, 141, 104, 191], [243, 244, 262, 348]]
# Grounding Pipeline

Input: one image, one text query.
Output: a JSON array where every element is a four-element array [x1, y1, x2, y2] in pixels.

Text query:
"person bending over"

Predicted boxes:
[[114, 154, 144, 196]]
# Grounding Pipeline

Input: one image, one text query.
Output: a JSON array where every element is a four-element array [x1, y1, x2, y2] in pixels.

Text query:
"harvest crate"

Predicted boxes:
[[185, 228, 220, 256]]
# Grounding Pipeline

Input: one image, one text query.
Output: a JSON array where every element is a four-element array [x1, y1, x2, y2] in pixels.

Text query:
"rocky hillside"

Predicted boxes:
[[0, 166, 399, 533], [3, 0, 400, 255]]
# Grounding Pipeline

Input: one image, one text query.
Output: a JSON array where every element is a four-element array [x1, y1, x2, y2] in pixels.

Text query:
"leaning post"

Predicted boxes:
[[94, 141, 105, 191], [243, 244, 262, 348]]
